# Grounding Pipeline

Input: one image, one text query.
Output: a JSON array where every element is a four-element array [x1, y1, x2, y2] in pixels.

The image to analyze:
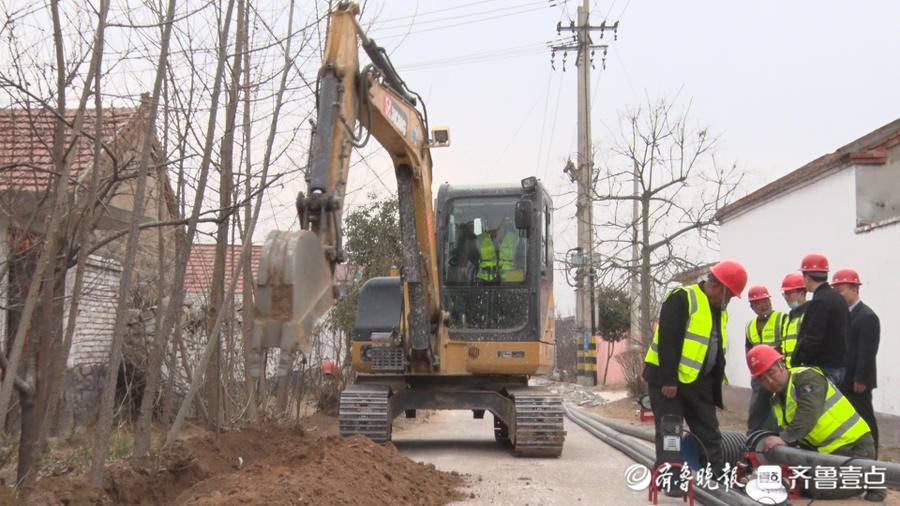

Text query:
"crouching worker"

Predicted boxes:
[[747, 345, 878, 501]]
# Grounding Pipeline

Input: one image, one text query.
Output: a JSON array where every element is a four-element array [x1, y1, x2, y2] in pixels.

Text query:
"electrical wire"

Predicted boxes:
[[374, 3, 558, 41], [535, 71, 554, 175], [399, 47, 550, 71], [369, 0, 549, 33], [616, 0, 632, 20], [542, 65, 566, 178], [370, 0, 511, 24], [398, 42, 547, 70]]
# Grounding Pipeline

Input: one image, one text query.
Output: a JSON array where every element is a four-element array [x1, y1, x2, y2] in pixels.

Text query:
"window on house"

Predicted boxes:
[[855, 157, 900, 233]]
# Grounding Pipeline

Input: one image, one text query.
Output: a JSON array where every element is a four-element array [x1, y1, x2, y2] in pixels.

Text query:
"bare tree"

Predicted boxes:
[[33, 0, 113, 479], [590, 97, 744, 348], [0, 0, 329, 483], [203, 0, 247, 430], [0, 0, 113, 485], [88, 0, 178, 483], [131, 0, 238, 457], [166, 0, 298, 446]]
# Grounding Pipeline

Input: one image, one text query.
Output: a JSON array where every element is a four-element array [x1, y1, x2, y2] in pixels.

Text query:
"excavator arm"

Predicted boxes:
[[253, 2, 444, 372]]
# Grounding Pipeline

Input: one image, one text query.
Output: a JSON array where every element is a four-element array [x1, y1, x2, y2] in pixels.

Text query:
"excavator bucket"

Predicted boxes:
[[250, 230, 335, 377]]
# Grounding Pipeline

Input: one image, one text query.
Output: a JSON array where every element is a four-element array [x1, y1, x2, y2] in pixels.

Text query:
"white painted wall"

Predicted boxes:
[[65, 256, 122, 367], [720, 159, 900, 416]]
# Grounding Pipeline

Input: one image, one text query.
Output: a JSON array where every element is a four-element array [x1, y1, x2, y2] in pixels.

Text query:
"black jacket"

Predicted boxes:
[[792, 283, 848, 369], [642, 283, 726, 408], [845, 301, 880, 390]]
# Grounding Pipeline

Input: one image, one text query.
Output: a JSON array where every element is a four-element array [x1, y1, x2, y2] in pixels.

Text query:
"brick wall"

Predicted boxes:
[[65, 255, 122, 367]]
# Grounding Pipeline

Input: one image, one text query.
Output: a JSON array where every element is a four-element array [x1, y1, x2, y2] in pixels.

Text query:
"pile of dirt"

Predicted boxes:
[[177, 436, 464, 505], [17, 418, 464, 505]]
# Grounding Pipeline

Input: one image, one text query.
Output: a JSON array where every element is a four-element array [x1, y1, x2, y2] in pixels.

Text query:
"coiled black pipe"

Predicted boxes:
[[721, 431, 749, 467]]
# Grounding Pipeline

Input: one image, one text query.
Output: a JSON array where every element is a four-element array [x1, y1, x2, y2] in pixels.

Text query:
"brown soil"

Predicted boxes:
[[12, 416, 464, 505]]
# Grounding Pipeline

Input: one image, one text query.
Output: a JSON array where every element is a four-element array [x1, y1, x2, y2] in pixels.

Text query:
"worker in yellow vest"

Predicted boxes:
[[744, 285, 785, 433], [779, 272, 807, 368], [643, 260, 747, 491], [748, 345, 876, 501], [477, 215, 523, 283]]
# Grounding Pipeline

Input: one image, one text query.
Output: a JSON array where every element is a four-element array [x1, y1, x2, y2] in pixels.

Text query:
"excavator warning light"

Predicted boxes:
[[431, 127, 451, 147], [521, 176, 537, 192]]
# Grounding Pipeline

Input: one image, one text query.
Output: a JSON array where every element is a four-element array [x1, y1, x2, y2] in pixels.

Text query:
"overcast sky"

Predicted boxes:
[[321, 0, 900, 316]]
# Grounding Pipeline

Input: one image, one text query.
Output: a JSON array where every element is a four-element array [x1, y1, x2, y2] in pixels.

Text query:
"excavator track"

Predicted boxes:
[[339, 384, 392, 443], [510, 389, 566, 457]]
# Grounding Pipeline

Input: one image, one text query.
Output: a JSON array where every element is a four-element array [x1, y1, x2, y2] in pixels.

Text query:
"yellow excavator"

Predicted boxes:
[[253, 2, 565, 457]]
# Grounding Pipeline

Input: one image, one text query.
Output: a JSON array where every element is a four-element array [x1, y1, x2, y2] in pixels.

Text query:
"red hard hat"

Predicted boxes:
[[800, 253, 829, 273], [747, 345, 784, 377], [747, 285, 771, 302], [709, 260, 748, 298], [781, 272, 805, 292], [832, 268, 862, 286]]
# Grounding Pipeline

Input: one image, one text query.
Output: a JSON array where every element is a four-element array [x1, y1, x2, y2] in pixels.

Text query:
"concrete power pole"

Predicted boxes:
[[553, 1, 617, 386]]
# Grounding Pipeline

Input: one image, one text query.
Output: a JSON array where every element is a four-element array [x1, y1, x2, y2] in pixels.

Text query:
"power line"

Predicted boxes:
[[398, 43, 551, 71], [616, 0, 632, 20], [368, 0, 512, 24], [535, 71, 555, 176], [542, 67, 566, 178], [374, 3, 561, 41], [369, 0, 551, 33]]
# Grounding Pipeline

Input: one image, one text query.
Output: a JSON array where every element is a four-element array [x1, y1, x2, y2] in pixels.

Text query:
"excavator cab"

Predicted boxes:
[[437, 178, 553, 346]]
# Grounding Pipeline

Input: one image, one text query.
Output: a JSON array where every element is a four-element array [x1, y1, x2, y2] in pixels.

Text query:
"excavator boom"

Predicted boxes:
[[254, 2, 442, 369]]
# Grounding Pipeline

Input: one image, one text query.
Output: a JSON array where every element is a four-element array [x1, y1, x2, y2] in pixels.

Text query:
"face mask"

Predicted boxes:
[[788, 300, 801, 309]]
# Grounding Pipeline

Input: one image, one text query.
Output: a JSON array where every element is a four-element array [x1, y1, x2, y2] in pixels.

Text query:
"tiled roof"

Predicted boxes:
[[0, 106, 138, 191], [184, 244, 263, 295], [184, 242, 355, 296], [716, 119, 900, 223]]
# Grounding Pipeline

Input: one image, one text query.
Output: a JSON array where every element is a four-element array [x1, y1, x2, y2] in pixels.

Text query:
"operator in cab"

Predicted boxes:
[[477, 214, 524, 283]]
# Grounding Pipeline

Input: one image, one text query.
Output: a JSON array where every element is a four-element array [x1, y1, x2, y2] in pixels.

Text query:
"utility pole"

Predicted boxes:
[[553, 0, 617, 386], [630, 160, 640, 350]]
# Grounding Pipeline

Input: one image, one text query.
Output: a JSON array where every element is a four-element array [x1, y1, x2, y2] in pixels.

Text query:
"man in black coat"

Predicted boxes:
[[643, 260, 748, 494], [832, 268, 882, 502], [791, 253, 848, 386]]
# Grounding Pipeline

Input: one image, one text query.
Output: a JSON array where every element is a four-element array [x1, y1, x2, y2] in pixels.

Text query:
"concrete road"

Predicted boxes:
[[393, 410, 667, 505]]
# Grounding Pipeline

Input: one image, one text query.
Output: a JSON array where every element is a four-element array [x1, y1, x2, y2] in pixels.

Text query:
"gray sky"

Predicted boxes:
[[2, 0, 896, 315], [325, 0, 899, 316]]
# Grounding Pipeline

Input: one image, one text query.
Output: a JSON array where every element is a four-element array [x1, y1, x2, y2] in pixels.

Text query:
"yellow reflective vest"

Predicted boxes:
[[478, 232, 522, 282], [781, 313, 803, 368], [746, 311, 785, 346], [773, 367, 871, 454], [644, 284, 728, 384]]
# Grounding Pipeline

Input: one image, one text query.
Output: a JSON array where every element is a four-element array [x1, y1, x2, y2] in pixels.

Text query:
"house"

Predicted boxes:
[[716, 118, 900, 442], [0, 95, 179, 430], [182, 243, 356, 371]]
